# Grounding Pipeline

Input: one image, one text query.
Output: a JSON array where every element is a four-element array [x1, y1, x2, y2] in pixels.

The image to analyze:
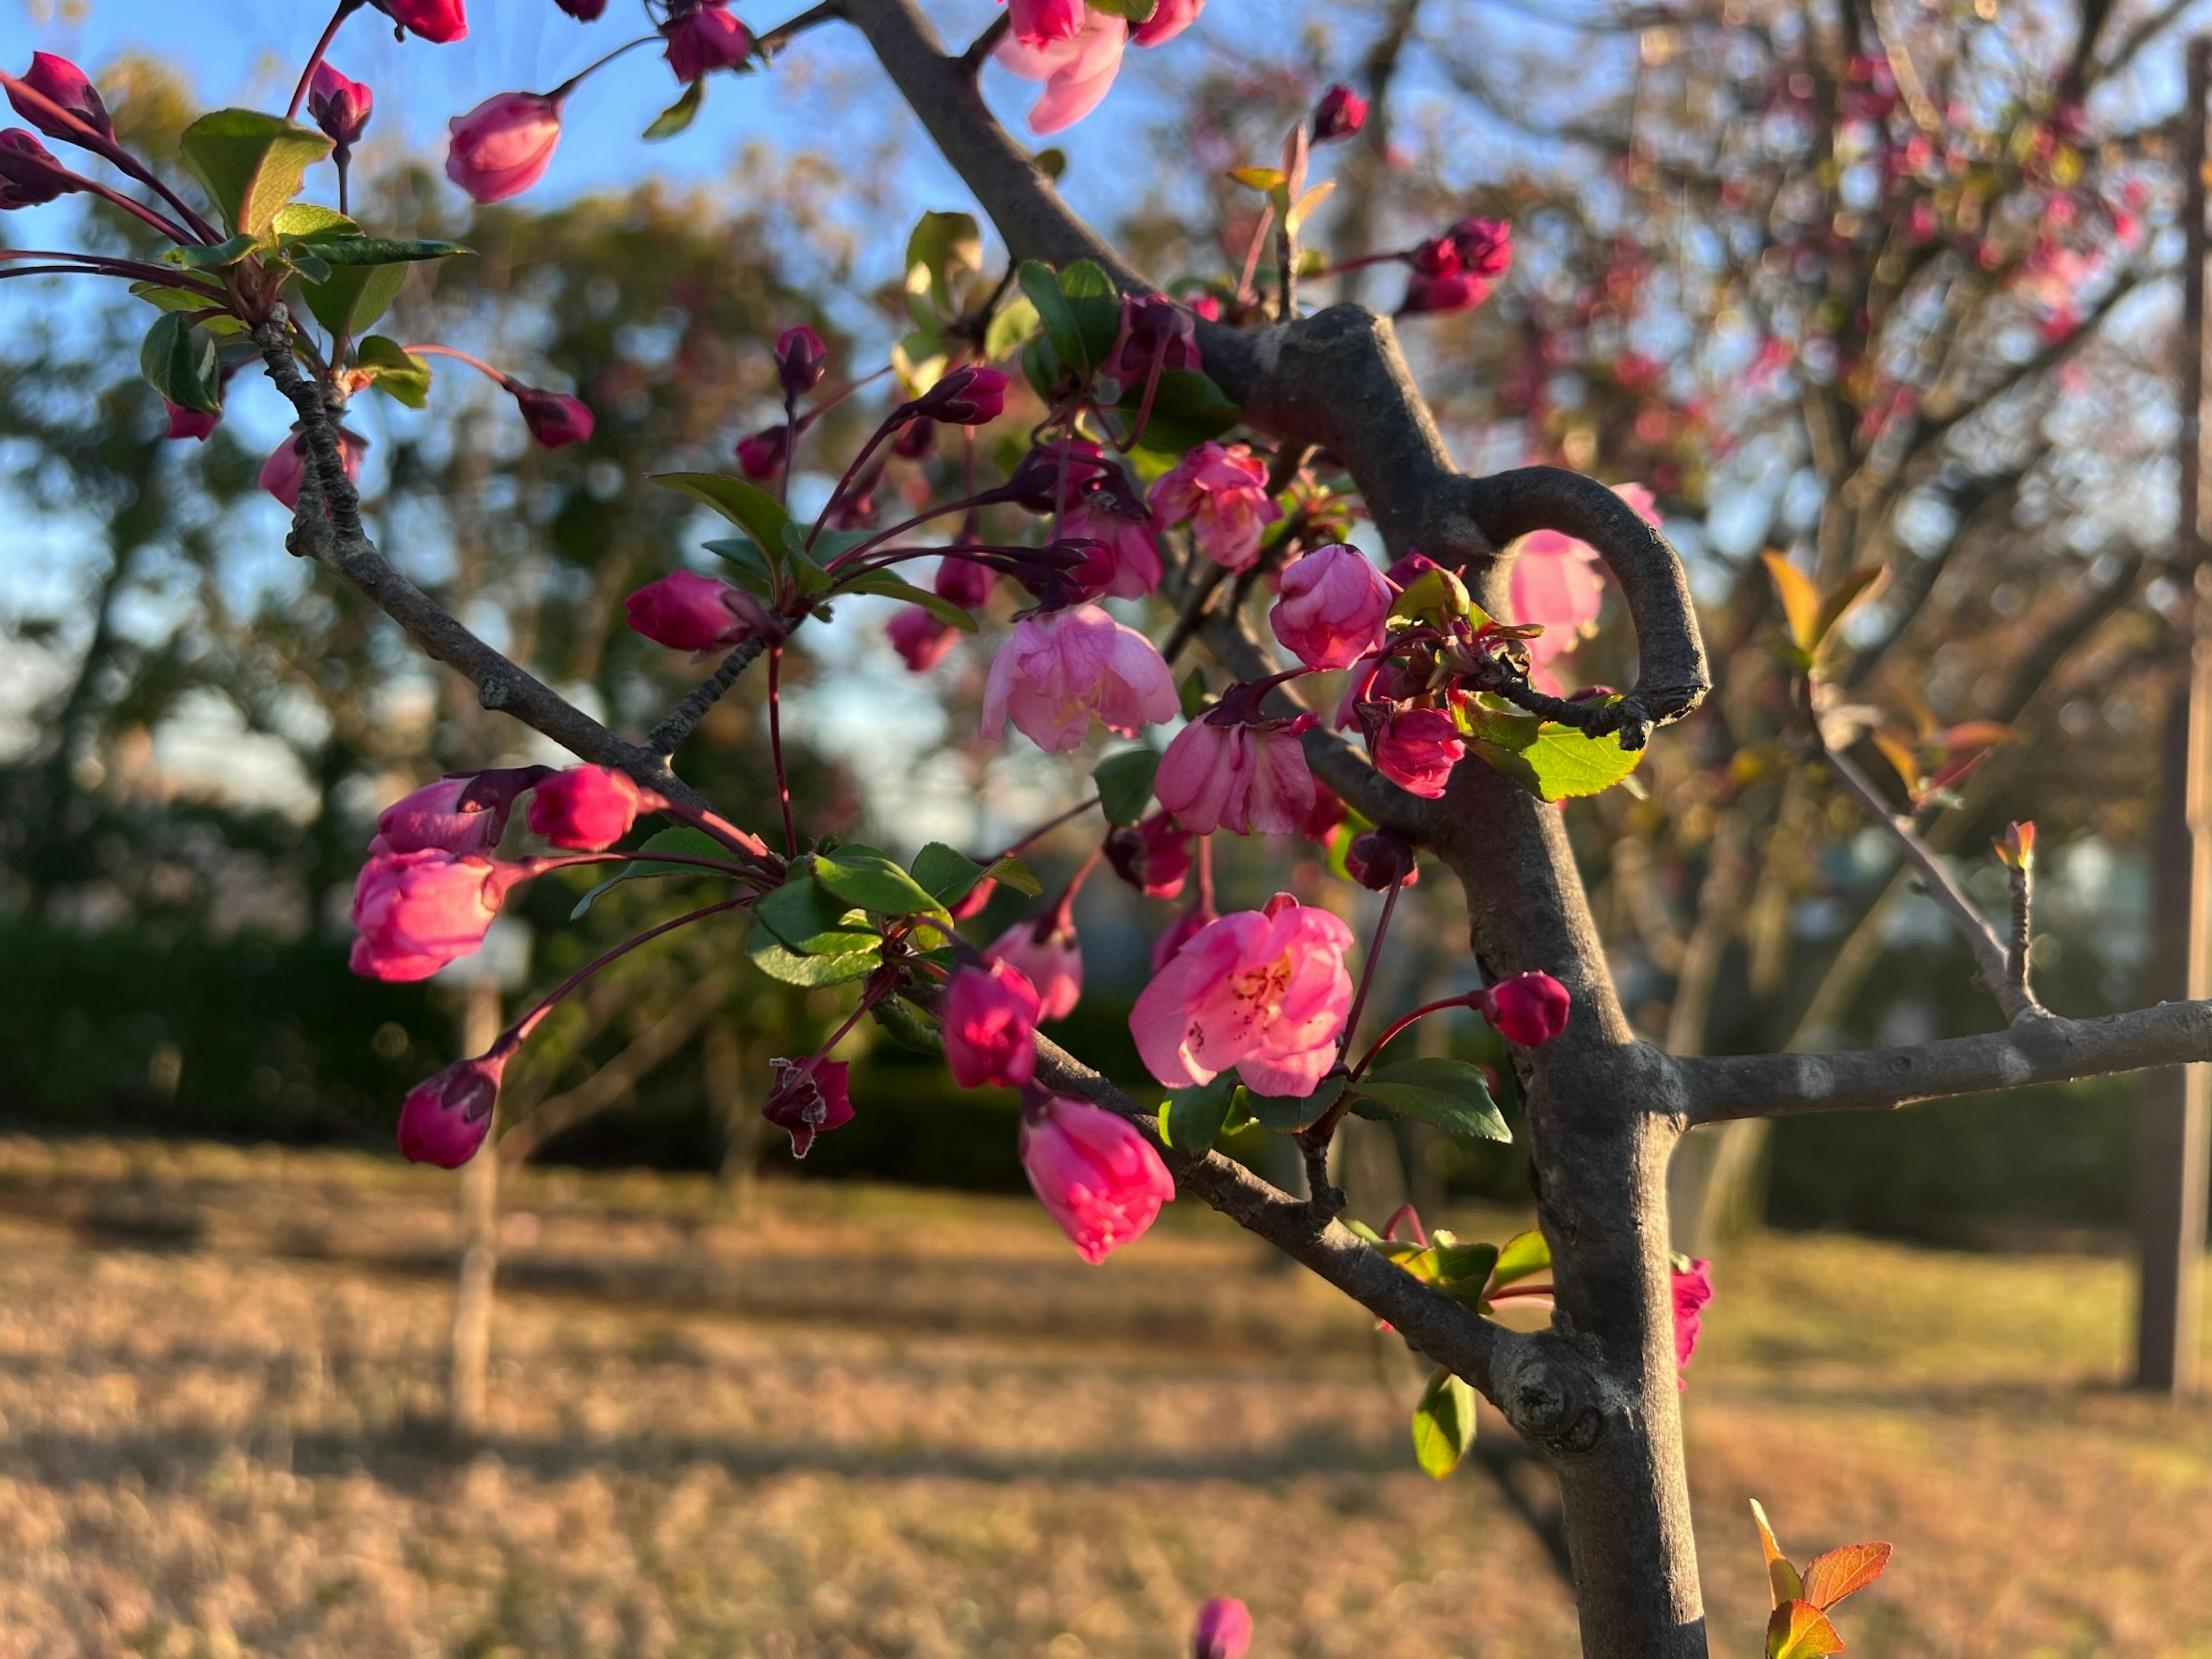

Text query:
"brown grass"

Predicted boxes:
[[0, 1136, 2204, 1658]]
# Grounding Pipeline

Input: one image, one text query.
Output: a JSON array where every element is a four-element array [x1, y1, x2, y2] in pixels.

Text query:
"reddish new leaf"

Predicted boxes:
[[1766, 1600, 1846, 1659], [1802, 1541, 1892, 1611], [1748, 1499, 1804, 1607]]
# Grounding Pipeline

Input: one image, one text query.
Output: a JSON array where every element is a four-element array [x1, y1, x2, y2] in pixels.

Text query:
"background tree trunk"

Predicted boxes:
[[448, 982, 502, 1440]]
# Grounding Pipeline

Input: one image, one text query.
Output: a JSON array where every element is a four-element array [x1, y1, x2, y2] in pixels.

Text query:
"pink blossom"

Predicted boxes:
[[373, 775, 515, 857], [164, 400, 219, 442], [888, 606, 960, 672], [308, 62, 372, 149], [664, 0, 752, 80], [1672, 1257, 1714, 1381], [1105, 810, 1192, 899], [1149, 442, 1282, 571], [1065, 503, 1163, 599], [1150, 894, 1218, 972], [0, 127, 76, 209], [1155, 714, 1317, 837], [398, 1052, 507, 1168], [1104, 294, 1200, 382], [935, 552, 996, 609], [1020, 1093, 1175, 1263], [1130, 895, 1355, 1097], [350, 850, 521, 982], [993, 912, 1082, 1020], [1312, 84, 1367, 143], [260, 427, 368, 510], [526, 765, 643, 851], [1398, 270, 1491, 316], [1367, 704, 1464, 797], [1191, 1597, 1253, 1659], [1132, 0, 1205, 46], [911, 364, 1008, 425], [1508, 482, 1652, 664], [774, 324, 828, 399], [1007, 0, 1087, 44], [8, 52, 111, 142], [981, 604, 1177, 752], [764, 1058, 853, 1157], [735, 425, 788, 480], [445, 92, 561, 204], [944, 957, 1043, 1088], [506, 383, 593, 448], [374, 0, 468, 42], [1478, 971, 1571, 1046], [997, 10, 1128, 134], [624, 570, 754, 652], [1269, 544, 1392, 670]]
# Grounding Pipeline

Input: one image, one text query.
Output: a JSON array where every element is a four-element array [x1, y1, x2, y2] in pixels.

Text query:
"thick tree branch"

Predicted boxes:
[[1682, 999, 2212, 1122]]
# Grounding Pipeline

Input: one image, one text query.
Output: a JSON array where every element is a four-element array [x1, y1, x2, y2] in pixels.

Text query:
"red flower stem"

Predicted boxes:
[[651, 797, 777, 865], [767, 644, 797, 856], [405, 343, 507, 384], [798, 977, 896, 1078], [501, 896, 750, 1050], [1049, 843, 1105, 929], [1309, 250, 1412, 280], [1116, 346, 1169, 454], [0, 71, 219, 242], [1197, 834, 1215, 908], [513, 849, 763, 881], [821, 493, 1001, 573], [1338, 876, 1403, 1063], [1347, 994, 1476, 1081], [546, 36, 660, 103], [0, 251, 225, 293], [986, 795, 1101, 863], [810, 416, 906, 549], [286, 0, 365, 121], [780, 395, 797, 507], [1050, 429, 1072, 541], [77, 176, 197, 244]]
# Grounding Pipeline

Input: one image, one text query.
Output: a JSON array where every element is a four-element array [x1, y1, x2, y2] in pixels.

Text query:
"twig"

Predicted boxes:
[[2006, 854, 2033, 997], [960, 12, 1011, 73], [757, 0, 845, 56], [648, 638, 768, 755]]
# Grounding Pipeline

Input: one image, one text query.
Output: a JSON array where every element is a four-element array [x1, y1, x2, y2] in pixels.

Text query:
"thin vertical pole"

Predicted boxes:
[[2135, 34, 2212, 1396]]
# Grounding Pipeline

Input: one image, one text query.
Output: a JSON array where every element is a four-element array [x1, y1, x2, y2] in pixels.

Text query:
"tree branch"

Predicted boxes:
[[1681, 999, 2212, 1122], [648, 638, 769, 756]]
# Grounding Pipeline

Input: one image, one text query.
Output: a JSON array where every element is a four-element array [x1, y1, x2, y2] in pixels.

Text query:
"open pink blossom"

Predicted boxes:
[[944, 956, 1043, 1089], [1156, 714, 1317, 836], [888, 606, 960, 672], [993, 911, 1084, 1020], [1131, 894, 1355, 1097], [1672, 1256, 1714, 1382], [1065, 503, 1163, 599], [1270, 544, 1392, 670], [1191, 1597, 1253, 1659], [996, 10, 1128, 134], [260, 427, 368, 510], [1366, 704, 1464, 797], [445, 92, 560, 204], [1132, 0, 1205, 45], [764, 1058, 853, 1157], [1509, 481, 1656, 664], [526, 765, 643, 850], [1478, 971, 1571, 1046], [1020, 1092, 1175, 1263], [350, 850, 522, 982], [399, 1051, 507, 1168], [1149, 442, 1282, 571], [982, 603, 1177, 752]]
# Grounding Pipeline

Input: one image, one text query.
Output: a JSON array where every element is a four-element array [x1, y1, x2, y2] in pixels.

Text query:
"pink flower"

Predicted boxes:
[[1130, 894, 1355, 1097], [1156, 714, 1317, 836], [993, 912, 1082, 1020], [944, 957, 1043, 1088], [260, 427, 368, 510], [373, 0, 468, 43], [1313, 84, 1366, 143], [1366, 704, 1464, 797], [1672, 1257, 1714, 1380], [164, 400, 219, 442], [506, 383, 593, 448], [764, 1058, 853, 1157], [664, 0, 752, 80], [1105, 294, 1200, 383], [888, 606, 960, 672], [734, 424, 789, 480], [997, 10, 1128, 134], [1191, 1597, 1253, 1659], [1270, 544, 1392, 670], [398, 1052, 507, 1168], [308, 62, 372, 149], [1478, 971, 1570, 1046], [935, 552, 995, 609], [911, 364, 1008, 426], [1132, 0, 1205, 46], [1344, 827, 1416, 891], [624, 570, 755, 652], [774, 324, 828, 398], [526, 764, 643, 850], [1149, 442, 1282, 571], [445, 92, 560, 204], [1105, 810, 1192, 899], [1398, 270, 1491, 316], [1065, 503, 1163, 599], [1507, 483, 1649, 663], [1150, 894, 1219, 971], [1020, 1093, 1175, 1263], [372, 773, 529, 857], [1007, 0, 1088, 44], [9, 52, 109, 143], [0, 127, 76, 209], [349, 850, 521, 982], [982, 604, 1177, 752]]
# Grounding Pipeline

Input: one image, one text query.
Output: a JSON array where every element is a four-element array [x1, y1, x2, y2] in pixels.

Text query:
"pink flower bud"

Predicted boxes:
[[1132, 0, 1203, 46], [888, 606, 959, 672], [308, 62, 373, 149], [935, 552, 996, 609], [164, 400, 220, 442], [505, 382, 594, 448], [0, 127, 76, 209], [1365, 704, 1464, 798], [997, 11, 1130, 133], [991, 912, 1083, 1020], [373, 0, 468, 42], [1190, 1597, 1253, 1659], [1008, 0, 1088, 44], [623, 570, 752, 652], [1478, 971, 1570, 1047], [1105, 810, 1192, 899], [735, 423, 789, 480], [892, 417, 937, 460], [1063, 503, 1162, 599], [445, 91, 560, 204], [764, 1058, 853, 1157], [1397, 270, 1491, 317], [664, 0, 752, 82], [982, 604, 1178, 753], [774, 324, 828, 399], [1344, 827, 1417, 891], [349, 850, 521, 982], [526, 764, 643, 850], [1131, 896, 1354, 1097], [555, 0, 608, 16], [1155, 713, 1317, 837], [1445, 216, 1512, 278], [1150, 894, 1218, 971], [1269, 543, 1392, 671], [1312, 83, 1367, 143], [1104, 293, 1200, 382], [1149, 442, 1282, 571], [373, 770, 547, 857], [9, 53, 111, 143], [398, 1051, 508, 1167], [912, 363, 1008, 426], [944, 956, 1044, 1089], [259, 427, 369, 510], [1300, 780, 1346, 843], [949, 876, 998, 921], [1672, 1256, 1713, 1381], [1019, 1092, 1175, 1263]]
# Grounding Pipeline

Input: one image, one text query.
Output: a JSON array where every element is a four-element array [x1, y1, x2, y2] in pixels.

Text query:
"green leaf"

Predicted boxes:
[[567, 828, 733, 918], [753, 872, 881, 955], [1766, 1603, 1846, 1659], [353, 335, 430, 408], [1017, 261, 1085, 376], [180, 109, 332, 238], [777, 523, 836, 597], [643, 75, 706, 141], [1093, 747, 1161, 826], [839, 574, 979, 630], [984, 293, 1041, 362], [750, 935, 880, 986], [1178, 670, 1210, 722], [285, 247, 333, 285], [1354, 1057, 1510, 1141], [907, 209, 983, 314], [1085, 0, 1160, 18], [703, 536, 777, 597], [269, 203, 358, 243], [308, 236, 470, 266], [1456, 696, 1644, 802], [298, 262, 407, 338], [1488, 1228, 1551, 1290], [1115, 368, 1241, 454], [1411, 1365, 1476, 1478], [984, 854, 1042, 897], [169, 233, 258, 269], [1162, 1073, 1237, 1152], [1237, 1073, 1345, 1131], [814, 849, 947, 916], [1057, 259, 1122, 375], [1388, 565, 1474, 626], [139, 313, 221, 414], [653, 472, 793, 559], [911, 843, 989, 907]]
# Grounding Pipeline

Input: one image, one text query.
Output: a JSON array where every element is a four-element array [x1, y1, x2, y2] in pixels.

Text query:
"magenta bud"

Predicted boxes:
[[1190, 1597, 1252, 1659], [554, 0, 608, 15], [1479, 971, 1571, 1047], [735, 423, 790, 480], [1345, 827, 1418, 891], [9, 52, 112, 144], [892, 416, 936, 459], [664, 0, 751, 81], [398, 1051, 507, 1168], [506, 382, 594, 448], [763, 1058, 854, 1157], [164, 399, 221, 442], [774, 324, 828, 400], [308, 62, 373, 149], [0, 126, 76, 209], [1312, 82, 1368, 143], [911, 364, 1007, 426]]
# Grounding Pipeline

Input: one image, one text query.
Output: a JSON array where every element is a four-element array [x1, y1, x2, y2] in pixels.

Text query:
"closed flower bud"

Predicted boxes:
[[664, 0, 752, 81], [934, 552, 995, 609], [0, 127, 76, 209], [1104, 293, 1200, 382], [1300, 780, 1346, 843], [944, 956, 1044, 1089], [505, 382, 594, 448], [164, 400, 220, 442], [892, 417, 936, 459], [774, 324, 828, 400], [259, 427, 369, 511], [9, 53, 111, 143], [372, 767, 552, 857], [623, 570, 754, 652], [1269, 543, 1392, 671], [888, 605, 959, 672], [1345, 827, 1417, 890], [912, 363, 1009, 426], [1009, 0, 1088, 44], [1019, 1090, 1175, 1263], [554, 0, 608, 16], [1150, 894, 1218, 971], [1105, 810, 1192, 899], [445, 90, 561, 204], [398, 1051, 507, 1167], [1397, 269, 1491, 317], [763, 1058, 853, 1157], [1312, 82, 1367, 142], [735, 423, 789, 480], [1478, 971, 1570, 1047], [1363, 703, 1464, 798], [525, 764, 643, 850], [373, 0, 469, 43], [1190, 1597, 1253, 1659], [308, 62, 373, 149], [349, 850, 523, 982]]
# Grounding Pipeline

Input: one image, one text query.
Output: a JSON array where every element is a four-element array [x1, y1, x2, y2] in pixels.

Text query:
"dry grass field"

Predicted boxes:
[[0, 1136, 2204, 1659]]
